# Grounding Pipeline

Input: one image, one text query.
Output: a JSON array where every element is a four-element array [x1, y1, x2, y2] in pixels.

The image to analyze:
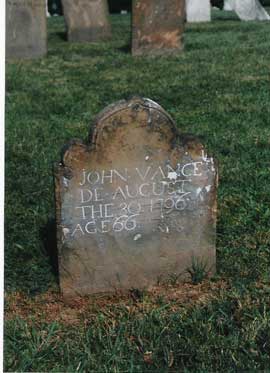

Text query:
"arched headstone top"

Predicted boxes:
[[91, 97, 177, 151], [61, 97, 206, 170]]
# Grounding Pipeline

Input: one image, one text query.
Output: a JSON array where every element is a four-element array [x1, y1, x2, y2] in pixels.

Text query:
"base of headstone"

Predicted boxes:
[[62, 0, 111, 43], [6, 0, 47, 59], [132, 0, 185, 56], [55, 97, 217, 298], [67, 28, 111, 43]]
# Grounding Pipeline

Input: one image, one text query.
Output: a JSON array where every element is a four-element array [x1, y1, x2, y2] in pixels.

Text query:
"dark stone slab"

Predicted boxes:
[[55, 97, 217, 297], [62, 0, 111, 42], [6, 0, 47, 59], [132, 0, 185, 56]]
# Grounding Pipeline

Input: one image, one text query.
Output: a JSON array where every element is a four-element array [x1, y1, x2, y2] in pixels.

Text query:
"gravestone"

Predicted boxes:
[[235, 0, 270, 20], [186, 0, 211, 22], [223, 0, 270, 20], [6, 0, 47, 59], [61, 0, 111, 42], [55, 97, 217, 297], [132, 0, 185, 56]]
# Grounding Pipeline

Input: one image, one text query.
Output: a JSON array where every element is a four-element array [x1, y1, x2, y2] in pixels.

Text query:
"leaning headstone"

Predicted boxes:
[[186, 0, 211, 22], [6, 0, 47, 59], [224, 0, 270, 20], [132, 0, 185, 56], [55, 97, 217, 297], [61, 0, 111, 42], [235, 0, 270, 20]]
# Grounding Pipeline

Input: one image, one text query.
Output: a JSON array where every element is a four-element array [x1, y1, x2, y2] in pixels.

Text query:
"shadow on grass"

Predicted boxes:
[[212, 13, 239, 21], [40, 218, 59, 279], [117, 43, 131, 54], [187, 22, 240, 33], [56, 32, 67, 41], [48, 32, 67, 44]]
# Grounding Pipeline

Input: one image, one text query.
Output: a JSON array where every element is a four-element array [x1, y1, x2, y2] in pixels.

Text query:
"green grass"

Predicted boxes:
[[5, 10, 270, 371]]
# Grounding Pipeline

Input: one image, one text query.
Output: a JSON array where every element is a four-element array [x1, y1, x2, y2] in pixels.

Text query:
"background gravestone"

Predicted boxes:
[[132, 0, 185, 56], [223, 0, 270, 19], [186, 0, 211, 22], [62, 0, 111, 42], [235, 0, 270, 20], [55, 97, 217, 297], [6, 0, 47, 59]]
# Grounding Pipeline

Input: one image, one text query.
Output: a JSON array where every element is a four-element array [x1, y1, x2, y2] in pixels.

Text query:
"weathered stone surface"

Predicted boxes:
[[55, 97, 217, 297], [132, 0, 185, 56], [186, 0, 211, 22], [6, 0, 47, 59], [62, 0, 111, 43]]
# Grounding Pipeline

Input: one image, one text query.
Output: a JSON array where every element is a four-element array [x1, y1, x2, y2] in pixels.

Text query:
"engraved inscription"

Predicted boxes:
[[67, 158, 215, 238]]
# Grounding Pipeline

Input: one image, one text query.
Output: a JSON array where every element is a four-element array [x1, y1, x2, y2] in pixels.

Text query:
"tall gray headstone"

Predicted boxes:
[[6, 0, 47, 59], [62, 0, 111, 42], [55, 97, 218, 297]]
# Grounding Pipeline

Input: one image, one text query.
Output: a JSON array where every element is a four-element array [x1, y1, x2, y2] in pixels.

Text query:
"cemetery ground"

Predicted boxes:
[[4, 9, 270, 372]]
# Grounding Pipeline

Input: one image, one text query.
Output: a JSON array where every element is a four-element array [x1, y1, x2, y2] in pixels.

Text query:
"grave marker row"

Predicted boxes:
[[6, 0, 187, 59], [6, 0, 270, 60]]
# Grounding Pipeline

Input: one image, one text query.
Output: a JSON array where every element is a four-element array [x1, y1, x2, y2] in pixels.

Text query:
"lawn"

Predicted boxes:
[[4, 9, 270, 371]]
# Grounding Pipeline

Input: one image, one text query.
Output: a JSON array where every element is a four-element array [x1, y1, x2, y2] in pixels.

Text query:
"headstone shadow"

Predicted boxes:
[[40, 218, 59, 278], [56, 32, 67, 41], [117, 43, 131, 54]]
